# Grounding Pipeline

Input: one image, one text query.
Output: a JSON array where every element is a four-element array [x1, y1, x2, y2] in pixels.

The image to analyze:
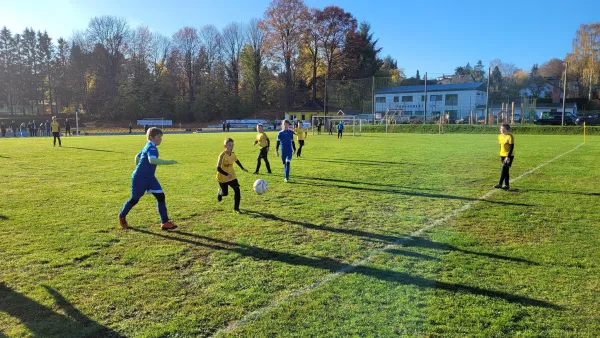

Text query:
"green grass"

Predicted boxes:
[[1, 132, 599, 337]]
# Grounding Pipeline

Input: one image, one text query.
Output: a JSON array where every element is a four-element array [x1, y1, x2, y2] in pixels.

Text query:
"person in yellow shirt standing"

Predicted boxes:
[[252, 123, 271, 174], [293, 121, 307, 158], [50, 116, 62, 147], [494, 124, 514, 190], [217, 138, 248, 213]]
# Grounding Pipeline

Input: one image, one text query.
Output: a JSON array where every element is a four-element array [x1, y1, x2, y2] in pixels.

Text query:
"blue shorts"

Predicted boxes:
[[281, 151, 292, 164], [131, 176, 163, 199]]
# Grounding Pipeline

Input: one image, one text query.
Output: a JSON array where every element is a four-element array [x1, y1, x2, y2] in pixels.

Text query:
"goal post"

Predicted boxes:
[[311, 115, 361, 136]]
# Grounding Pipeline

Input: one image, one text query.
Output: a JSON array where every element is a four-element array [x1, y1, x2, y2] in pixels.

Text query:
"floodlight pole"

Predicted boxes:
[[76, 108, 80, 136], [424, 72, 428, 122]]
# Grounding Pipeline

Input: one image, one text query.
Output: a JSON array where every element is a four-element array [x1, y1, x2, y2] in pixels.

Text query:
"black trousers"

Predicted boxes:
[[499, 156, 514, 186], [338, 130, 343, 138], [219, 179, 241, 211], [53, 132, 62, 146], [255, 147, 271, 173], [66, 127, 71, 136], [297, 140, 305, 157]]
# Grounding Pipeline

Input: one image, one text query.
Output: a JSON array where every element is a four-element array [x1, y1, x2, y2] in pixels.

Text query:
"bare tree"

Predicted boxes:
[[199, 25, 222, 75], [246, 18, 266, 107], [149, 33, 171, 80], [173, 27, 200, 104], [303, 8, 322, 101], [222, 22, 246, 97], [262, 0, 308, 108], [317, 6, 356, 81]]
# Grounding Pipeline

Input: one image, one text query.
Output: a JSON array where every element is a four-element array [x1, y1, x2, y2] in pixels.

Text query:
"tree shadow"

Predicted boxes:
[[130, 228, 561, 309], [290, 180, 535, 207], [244, 210, 403, 243], [522, 188, 600, 197], [302, 158, 411, 166], [0, 283, 124, 337], [293, 175, 438, 191], [402, 237, 540, 266], [62, 146, 124, 154], [245, 210, 538, 265]]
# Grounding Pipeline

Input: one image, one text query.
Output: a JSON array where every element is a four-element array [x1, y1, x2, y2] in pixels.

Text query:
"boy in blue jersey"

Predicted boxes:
[[119, 127, 178, 230], [276, 119, 296, 182], [337, 121, 344, 138]]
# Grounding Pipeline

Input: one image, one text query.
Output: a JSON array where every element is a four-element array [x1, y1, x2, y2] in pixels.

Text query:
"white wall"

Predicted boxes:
[[374, 90, 487, 119]]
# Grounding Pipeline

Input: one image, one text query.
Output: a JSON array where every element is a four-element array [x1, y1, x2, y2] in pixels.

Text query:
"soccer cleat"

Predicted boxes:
[[502, 185, 510, 190], [217, 190, 222, 202], [119, 216, 129, 229], [284, 178, 288, 183], [493, 184, 502, 189], [234, 209, 242, 214], [253, 172, 259, 175], [267, 171, 272, 174], [161, 221, 177, 230]]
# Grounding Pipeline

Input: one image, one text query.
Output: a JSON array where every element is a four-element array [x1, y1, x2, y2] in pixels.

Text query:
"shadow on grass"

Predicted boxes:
[[244, 210, 403, 243], [0, 215, 7, 220], [61, 146, 124, 154], [245, 210, 537, 265], [290, 180, 535, 207], [522, 188, 600, 196], [401, 237, 540, 266], [130, 228, 561, 309], [0, 155, 10, 158], [301, 158, 411, 167], [293, 175, 438, 191], [0, 283, 124, 338]]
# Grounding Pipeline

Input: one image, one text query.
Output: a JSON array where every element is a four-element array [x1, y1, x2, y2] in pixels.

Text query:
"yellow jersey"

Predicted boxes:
[[216, 151, 237, 183], [498, 133, 514, 157], [255, 132, 269, 148], [50, 121, 60, 133], [294, 127, 307, 141]]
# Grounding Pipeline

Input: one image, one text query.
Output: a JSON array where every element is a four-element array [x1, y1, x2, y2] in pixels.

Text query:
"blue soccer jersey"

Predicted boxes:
[[133, 141, 159, 178], [277, 130, 295, 154]]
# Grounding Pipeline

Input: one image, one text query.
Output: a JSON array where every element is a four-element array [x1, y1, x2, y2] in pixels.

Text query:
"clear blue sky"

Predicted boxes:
[[0, 0, 596, 77]]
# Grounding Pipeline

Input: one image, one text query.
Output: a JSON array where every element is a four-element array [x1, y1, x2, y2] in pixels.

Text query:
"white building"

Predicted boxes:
[[374, 82, 487, 121]]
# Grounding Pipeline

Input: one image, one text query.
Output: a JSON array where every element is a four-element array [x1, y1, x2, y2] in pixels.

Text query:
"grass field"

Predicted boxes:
[[1, 131, 599, 337]]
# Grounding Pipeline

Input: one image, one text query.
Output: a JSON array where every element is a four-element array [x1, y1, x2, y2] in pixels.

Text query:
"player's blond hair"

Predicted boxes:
[[147, 127, 163, 139]]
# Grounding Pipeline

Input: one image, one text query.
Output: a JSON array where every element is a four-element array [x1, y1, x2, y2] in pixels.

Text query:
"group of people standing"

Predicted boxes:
[[0, 118, 71, 138]]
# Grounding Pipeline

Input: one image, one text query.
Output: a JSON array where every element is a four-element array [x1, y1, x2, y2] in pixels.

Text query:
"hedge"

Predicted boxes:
[[359, 124, 600, 135]]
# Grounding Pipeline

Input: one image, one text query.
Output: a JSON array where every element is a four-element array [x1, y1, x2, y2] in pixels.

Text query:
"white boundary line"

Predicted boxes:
[[213, 143, 584, 336]]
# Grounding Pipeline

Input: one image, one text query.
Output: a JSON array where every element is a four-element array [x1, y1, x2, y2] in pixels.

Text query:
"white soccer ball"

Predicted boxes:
[[253, 179, 268, 194]]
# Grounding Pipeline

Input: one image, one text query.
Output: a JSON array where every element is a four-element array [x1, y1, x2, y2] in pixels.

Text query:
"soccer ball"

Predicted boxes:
[[253, 179, 268, 194]]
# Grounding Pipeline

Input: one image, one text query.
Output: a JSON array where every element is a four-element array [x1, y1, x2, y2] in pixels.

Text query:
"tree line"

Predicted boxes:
[[0, 0, 400, 121]]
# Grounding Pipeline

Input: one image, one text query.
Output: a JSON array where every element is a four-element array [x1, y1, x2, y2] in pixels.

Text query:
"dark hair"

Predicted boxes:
[[224, 137, 234, 145], [501, 123, 510, 130], [147, 127, 163, 138]]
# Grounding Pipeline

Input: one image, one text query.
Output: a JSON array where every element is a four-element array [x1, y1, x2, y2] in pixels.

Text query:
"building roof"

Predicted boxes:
[[375, 82, 486, 95]]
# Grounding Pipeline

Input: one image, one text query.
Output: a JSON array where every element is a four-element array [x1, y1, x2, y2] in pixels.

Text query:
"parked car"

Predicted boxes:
[[534, 112, 576, 125], [575, 113, 600, 126]]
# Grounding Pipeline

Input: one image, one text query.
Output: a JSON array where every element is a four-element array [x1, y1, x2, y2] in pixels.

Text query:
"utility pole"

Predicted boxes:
[[562, 62, 568, 126], [424, 72, 428, 121], [485, 66, 490, 124], [371, 76, 375, 124]]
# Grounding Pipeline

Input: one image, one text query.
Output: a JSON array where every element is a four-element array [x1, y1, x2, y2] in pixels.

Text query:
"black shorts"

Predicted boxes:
[[501, 156, 514, 167], [219, 179, 240, 195], [298, 140, 305, 146], [258, 147, 269, 159]]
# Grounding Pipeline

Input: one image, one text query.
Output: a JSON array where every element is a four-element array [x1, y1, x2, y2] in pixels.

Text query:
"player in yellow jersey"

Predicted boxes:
[[50, 116, 62, 147], [217, 138, 248, 213], [494, 124, 514, 190], [252, 123, 271, 174], [293, 121, 307, 158]]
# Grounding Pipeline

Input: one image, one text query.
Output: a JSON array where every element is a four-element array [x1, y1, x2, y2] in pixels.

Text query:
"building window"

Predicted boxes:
[[301, 114, 305, 120], [430, 95, 442, 102], [376, 97, 386, 103], [402, 96, 413, 102], [393, 96, 399, 103], [445, 94, 458, 106], [421, 95, 426, 101], [414, 111, 425, 116]]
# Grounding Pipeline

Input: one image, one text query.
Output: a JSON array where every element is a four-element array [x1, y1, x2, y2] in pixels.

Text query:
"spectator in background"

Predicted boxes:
[[45, 120, 50, 137], [32, 120, 37, 137], [65, 119, 71, 136], [226, 122, 231, 132], [10, 121, 16, 137], [144, 124, 149, 133], [222, 122, 226, 132], [27, 121, 33, 137], [39, 122, 45, 137], [129, 123, 133, 134], [20, 122, 26, 137], [0, 121, 6, 137]]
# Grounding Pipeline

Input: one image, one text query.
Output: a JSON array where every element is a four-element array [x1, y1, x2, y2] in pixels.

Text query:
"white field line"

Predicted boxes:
[[213, 143, 584, 336]]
